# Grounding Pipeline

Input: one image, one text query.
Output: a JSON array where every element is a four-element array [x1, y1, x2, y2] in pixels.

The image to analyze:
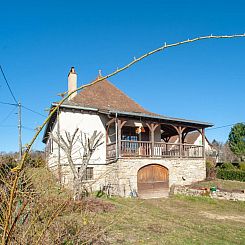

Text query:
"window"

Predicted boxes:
[[77, 167, 94, 180], [122, 126, 138, 141], [85, 167, 93, 180]]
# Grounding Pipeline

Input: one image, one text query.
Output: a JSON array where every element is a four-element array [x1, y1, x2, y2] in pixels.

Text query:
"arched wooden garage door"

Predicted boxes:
[[137, 164, 169, 199]]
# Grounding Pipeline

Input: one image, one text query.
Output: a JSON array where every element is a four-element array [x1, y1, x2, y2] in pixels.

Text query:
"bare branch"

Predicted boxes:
[[3, 33, 245, 244]]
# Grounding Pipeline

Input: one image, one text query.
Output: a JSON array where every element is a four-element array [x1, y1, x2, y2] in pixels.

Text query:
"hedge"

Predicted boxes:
[[217, 169, 245, 182], [220, 162, 236, 170], [239, 162, 245, 171]]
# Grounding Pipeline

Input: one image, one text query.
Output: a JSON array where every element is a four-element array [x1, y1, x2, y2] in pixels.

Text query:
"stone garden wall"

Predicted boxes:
[[173, 185, 245, 201]]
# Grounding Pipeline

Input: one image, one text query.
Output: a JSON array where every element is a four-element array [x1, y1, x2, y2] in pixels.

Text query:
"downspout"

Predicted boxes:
[[115, 112, 118, 159]]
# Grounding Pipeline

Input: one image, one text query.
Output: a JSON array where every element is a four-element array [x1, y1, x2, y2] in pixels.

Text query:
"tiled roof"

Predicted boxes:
[[60, 77, 213, 127], [43, 76, 213, 144], [67, 78, 155, 115], [185, 131, 200, 144], [168, 135, 179, 143], [169, 132, 203, 144]]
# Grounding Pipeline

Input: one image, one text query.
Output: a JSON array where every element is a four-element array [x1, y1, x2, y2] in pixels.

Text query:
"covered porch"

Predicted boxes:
[[106, 113, 210, 160]]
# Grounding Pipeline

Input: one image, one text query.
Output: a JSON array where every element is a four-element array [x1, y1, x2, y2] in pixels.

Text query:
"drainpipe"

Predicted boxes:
[[115, 113, 118, 159]]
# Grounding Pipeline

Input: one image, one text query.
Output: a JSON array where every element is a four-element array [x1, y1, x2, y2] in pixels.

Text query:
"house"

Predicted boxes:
[[43, 67, 213, 198], [169, 131, 217, 158]]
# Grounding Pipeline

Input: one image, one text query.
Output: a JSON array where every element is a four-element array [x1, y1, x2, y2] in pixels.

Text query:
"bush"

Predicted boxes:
[[239, 162, 245, 171], [25, 154, 45, 168], [220, 162, 236, 170], [217, 169, 245, 182], [206, 160, 217, 179], [206, 160, 215, 169]]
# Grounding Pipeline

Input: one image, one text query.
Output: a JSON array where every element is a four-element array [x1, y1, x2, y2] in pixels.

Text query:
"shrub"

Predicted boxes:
[[25, 154, 45, 168], [206, 160, 217, 179], [239, 162, 245, 171], [206, 160, 215, 169], [220, 162, 236, 170], [217, 169, 245, 182]]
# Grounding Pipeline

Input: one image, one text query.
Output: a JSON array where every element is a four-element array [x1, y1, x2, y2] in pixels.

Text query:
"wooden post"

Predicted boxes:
[[117, 119, 127, 157], [105, 125, 109, 159], [151, 125, 154, 157], [115, 118, 118, 159], [178, 126, 182, 158], [201, 128, 205, 158], [118, 119, 121, 157], [18, 102, 22, 161], [146, 123, 158, 157]]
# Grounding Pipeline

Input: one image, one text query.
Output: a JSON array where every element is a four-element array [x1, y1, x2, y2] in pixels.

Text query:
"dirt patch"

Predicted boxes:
[[43, 197, 115, 214], [81, 198, 116, 212], [200, 211, 245, 223], [147, 224, 169, 234]]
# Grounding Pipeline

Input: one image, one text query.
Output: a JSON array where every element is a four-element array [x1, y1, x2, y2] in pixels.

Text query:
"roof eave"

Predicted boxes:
[[42, 104, 57, 143], [53, 104, 213, 127], [42, 104, 213, 144], [52, 102, 99, 112], [108, 110, 213, 128]]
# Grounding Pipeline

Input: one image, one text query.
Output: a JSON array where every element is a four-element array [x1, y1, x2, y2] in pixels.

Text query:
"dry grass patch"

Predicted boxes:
[[96, 196, 245, 244], [7, 167, 244, 244], [2, 167, 114, 244]]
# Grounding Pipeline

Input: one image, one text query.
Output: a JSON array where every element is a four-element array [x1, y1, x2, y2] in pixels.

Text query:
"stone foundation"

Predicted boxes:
[[49, 164, 108, 192], [105, 157, 206, 197], [49, 157, 206, 198]]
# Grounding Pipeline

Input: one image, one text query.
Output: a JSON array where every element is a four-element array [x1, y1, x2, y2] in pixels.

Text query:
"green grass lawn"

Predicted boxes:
[[190, 179, 245, 192], [96, 195, 245, 244], [28, 168, 245, 244]]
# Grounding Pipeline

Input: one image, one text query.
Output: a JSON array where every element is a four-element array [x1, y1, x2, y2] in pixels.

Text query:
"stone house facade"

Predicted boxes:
[[43, 67, 213, 198]]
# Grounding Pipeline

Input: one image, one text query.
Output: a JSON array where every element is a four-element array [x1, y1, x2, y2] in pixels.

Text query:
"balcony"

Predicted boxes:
[[106, 117, 206, 161], [106, 140, 204, 160]]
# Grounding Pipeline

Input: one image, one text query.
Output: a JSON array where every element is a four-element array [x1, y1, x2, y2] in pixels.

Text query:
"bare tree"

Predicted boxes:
[[2, 34, 245, 244], [222, 142, 238, 163], [211, 139, 238, 163], [50, 129, 103, 199]]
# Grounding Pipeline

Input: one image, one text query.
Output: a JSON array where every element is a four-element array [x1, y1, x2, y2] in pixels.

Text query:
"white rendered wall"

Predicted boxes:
[[194, 134, 212, 152], [46, 109, 107, 171]]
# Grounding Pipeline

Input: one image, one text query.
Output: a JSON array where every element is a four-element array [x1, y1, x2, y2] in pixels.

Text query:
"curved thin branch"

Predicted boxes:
[[2, 33, 245, 244]]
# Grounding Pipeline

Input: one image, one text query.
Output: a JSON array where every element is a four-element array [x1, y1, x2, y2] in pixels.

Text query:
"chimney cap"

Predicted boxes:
[[69, 66, 76, 75]]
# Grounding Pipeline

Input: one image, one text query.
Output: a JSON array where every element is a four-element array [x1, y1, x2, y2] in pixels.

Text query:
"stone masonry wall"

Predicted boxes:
[[106, 158, 206, 197], [49, 164, 108, 192], [49, 158, 206, 198], [174, 186, 245, 201]]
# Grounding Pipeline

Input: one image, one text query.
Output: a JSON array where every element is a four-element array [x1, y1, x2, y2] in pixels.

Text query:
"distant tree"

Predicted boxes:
[[228, 123, 245, 161], [211, 140, 223, 161], [222, 142, 238, 162]]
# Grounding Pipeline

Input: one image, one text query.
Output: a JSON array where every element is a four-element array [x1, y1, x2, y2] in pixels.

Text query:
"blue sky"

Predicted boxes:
[[0, 0, 244, 152]]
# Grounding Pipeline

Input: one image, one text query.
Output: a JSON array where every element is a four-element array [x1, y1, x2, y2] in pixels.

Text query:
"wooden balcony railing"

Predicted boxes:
[[106, 140, 204, 160]]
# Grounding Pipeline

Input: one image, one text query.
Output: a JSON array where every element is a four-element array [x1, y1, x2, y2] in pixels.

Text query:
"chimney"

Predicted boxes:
[[68, 67, 77, 100]]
